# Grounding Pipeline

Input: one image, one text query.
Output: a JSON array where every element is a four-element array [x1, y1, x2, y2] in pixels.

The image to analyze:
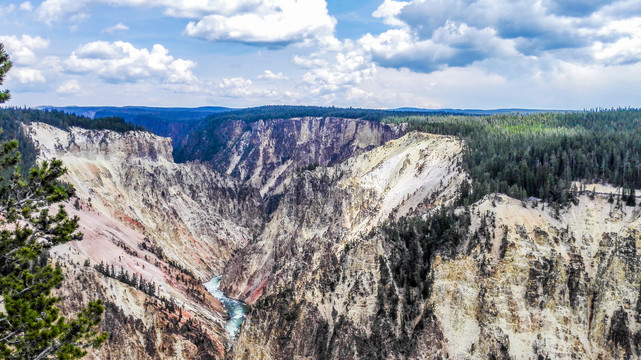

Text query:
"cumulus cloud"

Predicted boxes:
[[0, 35, 50, 65], [34, 0, 336, 46], [258, 70, 288, 80], [57, 79, 80, 93], [36, 0, 90, 24], [360, 23, 520, 73], [372, 0, 408, 27], [103, 23, 129, 33], [357, 0, 641, 74], [591, 17, 641, 65], [292, 39, 376, 103], [20, 1, 33, 11], [11, 67, 46, 83], [217, 77, 253, 97], [184, 0, 335, 46], [64, 41, 197, 84]]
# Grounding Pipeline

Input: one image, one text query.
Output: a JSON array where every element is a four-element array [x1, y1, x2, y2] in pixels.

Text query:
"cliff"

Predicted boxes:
[[22, 118, 641, 359], [177, 117, 405, 197], [24, 123, 264, 279], [23, 122, 265, 359], [223, 129, 641, 359]]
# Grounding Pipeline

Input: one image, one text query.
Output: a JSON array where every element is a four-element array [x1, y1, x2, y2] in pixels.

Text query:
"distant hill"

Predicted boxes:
[[40, 105, 578, 165], [40, 106, 233, 144], [391, 107, 575, 115]]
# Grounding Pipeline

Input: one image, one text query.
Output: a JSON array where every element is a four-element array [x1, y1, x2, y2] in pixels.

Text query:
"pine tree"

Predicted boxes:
[[0, 43, 10, 103], [0, 43, 107, 360]]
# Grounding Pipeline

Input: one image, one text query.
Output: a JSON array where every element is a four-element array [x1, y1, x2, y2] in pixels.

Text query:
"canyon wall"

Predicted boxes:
[[177, 117, 406, 196], [222, 129, 641, 359], [24, 122, 266, 359], [23, 118, 641, 359]]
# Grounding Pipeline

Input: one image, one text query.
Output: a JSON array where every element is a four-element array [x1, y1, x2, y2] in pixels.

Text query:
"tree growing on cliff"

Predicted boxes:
[[0, 43, 107, 359]]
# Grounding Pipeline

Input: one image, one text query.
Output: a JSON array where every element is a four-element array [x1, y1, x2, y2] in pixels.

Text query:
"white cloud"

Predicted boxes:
[[591, 17, 641, 65], [103, 22, 129, 33], [57, 79, 80, 93], [0, 4, 16, 16], [372, 0, 408, 27], [217, 77, 253, 97], [20, 1, 33, 11], [292, 39, 376, 103], [0, 35, 50, 65], [258, 70, 288, 80], [346, 0, 641, 75], [34, 0, 336, 46], [159, 0, 264, 18], [11, 67, 45, 83], [64, 41, 197, 84], [36, 0, 90, 24], [184, 0, 336, 45]]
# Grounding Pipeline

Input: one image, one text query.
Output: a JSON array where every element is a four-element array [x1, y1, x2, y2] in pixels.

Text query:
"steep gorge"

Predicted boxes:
[[176, 117, 405, 197], [24, 122, 264, 359], [23, 116, 407, 359], [23, 116, 641, 359]]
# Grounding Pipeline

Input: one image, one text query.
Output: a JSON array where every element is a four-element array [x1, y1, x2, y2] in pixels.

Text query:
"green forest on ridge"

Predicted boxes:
[[386, 109, 641, 206]]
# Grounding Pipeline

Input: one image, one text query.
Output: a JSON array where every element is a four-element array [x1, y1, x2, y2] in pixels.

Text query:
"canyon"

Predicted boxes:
[[22, 116, 641, 359]]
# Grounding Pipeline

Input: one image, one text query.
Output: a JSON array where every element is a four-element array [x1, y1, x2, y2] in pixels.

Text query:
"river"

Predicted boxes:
[[204, 276, 247, 346]]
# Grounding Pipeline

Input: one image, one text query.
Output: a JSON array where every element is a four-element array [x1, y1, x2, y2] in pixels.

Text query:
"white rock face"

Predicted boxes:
[[186, 117, 406, 197], [223, 130, 641, 359], [432, 194, 641, 359]]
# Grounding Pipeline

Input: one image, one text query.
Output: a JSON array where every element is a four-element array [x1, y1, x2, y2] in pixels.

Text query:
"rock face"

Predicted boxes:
[[177, 117, 405, 196], [222, 132, 465, 304], [23, 118, 641, 359], [24, 122, 265, 359], [222, 127, 641, 359], [428, 194, 641, 359], [24, 123, 264, 279], [224, 131, 465, 359]]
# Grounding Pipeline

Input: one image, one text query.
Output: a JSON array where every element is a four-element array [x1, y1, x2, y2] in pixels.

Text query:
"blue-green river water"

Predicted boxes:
[[204, 276, 247, 345]]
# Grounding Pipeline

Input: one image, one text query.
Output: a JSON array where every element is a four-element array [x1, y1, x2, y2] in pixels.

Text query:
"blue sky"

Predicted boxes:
[[1, 0, 640, 109]]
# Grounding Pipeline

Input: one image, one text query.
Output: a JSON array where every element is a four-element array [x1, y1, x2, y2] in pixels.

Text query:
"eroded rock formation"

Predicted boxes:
[[23, 118, 641, 359]]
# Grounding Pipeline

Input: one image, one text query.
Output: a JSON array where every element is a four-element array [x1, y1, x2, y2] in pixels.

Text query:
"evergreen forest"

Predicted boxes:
[[386, 108, 641, 205]]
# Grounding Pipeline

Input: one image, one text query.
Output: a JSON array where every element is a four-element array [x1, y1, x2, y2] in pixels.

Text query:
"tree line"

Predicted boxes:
[[0, 107, 146, 172]]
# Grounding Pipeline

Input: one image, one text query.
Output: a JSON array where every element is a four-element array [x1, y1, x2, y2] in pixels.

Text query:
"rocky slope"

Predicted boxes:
[[22, 117, 406, 359], [22, 117, 641, 359], [429, 192, 641, 359], [222, 131, 465, 303], [222, 128, 641, 359], [24, 122, 264, 278], [23, 122, 265, 359], [176, 117, 405, 197]]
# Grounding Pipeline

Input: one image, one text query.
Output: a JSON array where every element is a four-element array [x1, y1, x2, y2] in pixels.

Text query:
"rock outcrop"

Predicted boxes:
[[224, 131, 466, 359], [24, 123, 264, 279]]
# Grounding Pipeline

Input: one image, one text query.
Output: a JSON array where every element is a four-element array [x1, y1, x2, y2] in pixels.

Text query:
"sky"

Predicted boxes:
[[0, 0, 640, 109]]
